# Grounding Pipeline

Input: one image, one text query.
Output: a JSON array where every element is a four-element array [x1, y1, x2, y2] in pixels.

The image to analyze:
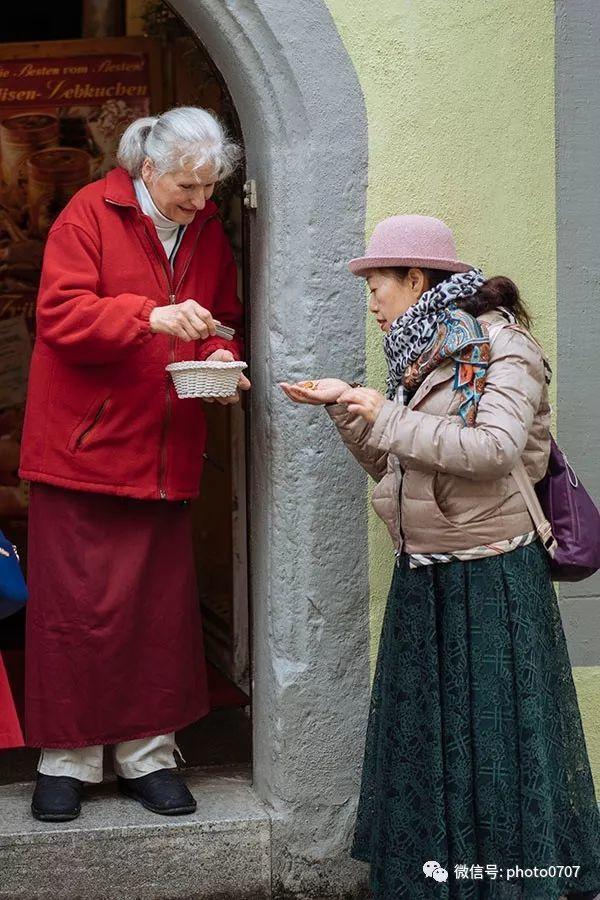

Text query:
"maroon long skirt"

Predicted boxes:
[[25, 483, 209, 748]]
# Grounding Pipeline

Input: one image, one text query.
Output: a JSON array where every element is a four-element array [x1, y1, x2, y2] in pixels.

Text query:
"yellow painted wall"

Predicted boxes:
[[574, 667, 600, 796], [323, 0, 557, 662]]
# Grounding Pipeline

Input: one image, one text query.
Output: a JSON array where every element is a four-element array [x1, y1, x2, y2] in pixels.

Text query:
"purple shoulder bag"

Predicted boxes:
[[512, 440, 600, 582], [488, 319, 600, 582]]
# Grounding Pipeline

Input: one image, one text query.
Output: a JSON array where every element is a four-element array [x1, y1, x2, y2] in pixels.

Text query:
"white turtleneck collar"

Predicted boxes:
[[133, 177, 185, 265]]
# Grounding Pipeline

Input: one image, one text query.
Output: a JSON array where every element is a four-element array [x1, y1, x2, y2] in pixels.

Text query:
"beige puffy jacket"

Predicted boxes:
[[327, 309, 551, 555]]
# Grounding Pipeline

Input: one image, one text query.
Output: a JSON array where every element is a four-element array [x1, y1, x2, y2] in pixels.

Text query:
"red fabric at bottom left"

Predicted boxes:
[[0, 653, 24, 749]]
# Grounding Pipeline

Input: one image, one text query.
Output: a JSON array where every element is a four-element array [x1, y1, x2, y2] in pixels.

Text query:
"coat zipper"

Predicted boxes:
[[151, 216, 216, 500], [159, 296, 176, 499], [105, 197, 215, 500]]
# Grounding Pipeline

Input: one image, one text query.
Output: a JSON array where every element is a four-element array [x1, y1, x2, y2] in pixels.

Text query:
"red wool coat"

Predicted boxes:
[[19, 167, 244, 500]]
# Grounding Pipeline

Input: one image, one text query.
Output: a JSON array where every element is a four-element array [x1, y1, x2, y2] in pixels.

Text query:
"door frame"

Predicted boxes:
[[171, 2, 371, 896]]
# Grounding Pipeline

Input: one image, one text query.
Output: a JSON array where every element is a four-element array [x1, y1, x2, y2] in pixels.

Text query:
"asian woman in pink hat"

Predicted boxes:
[[281, 215, 600, 900]]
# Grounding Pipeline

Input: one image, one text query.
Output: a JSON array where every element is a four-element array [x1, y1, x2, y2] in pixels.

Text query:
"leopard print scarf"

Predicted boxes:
[[383, 268, 489, 425]]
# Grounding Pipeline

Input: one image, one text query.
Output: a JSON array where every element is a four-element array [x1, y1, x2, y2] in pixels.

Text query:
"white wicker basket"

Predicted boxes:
[[166, 360, 248, 398]]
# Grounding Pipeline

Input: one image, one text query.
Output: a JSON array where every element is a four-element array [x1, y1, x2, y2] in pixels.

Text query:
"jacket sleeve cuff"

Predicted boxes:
[[325, 402, 353, 423], [139, 297, 156, 331], [367, 400, 403, 451], [137, 297, 157, 341], [196, 337, 242, 361]]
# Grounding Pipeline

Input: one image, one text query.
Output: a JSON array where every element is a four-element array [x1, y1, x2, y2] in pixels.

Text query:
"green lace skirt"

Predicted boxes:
[[352, 540, 600, 899]]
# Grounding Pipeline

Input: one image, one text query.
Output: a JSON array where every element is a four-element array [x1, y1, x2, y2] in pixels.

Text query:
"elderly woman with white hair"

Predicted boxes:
[[19, 107, 250, 821]]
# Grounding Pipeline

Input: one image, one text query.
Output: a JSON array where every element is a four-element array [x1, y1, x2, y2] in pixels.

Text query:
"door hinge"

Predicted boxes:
[[243, 179, 258, 210]]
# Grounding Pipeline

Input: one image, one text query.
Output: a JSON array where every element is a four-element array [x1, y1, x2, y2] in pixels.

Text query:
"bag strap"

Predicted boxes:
[[511, 458, 557, 556], [486, 318, 557, 557]]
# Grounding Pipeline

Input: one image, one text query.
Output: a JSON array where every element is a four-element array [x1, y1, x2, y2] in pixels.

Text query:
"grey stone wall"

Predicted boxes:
[[556, 0, 600, 657], [172, 1, 371, 896]]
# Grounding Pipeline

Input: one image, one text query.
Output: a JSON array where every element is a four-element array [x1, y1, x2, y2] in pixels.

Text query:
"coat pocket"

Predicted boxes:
[[68, 396, 112, 453], [432, 470, 509, 529], [371, 470, 402, 549]]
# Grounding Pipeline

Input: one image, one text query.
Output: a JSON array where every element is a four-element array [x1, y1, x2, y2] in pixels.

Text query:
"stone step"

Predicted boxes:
[[0, 766, 271, 899]]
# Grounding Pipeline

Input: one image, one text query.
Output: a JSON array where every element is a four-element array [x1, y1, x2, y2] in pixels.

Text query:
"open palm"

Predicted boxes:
[[279, 378, 350, 405]]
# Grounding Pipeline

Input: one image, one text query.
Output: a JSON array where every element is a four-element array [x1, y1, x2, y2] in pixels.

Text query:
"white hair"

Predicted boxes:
[[117, 106, 242, 181]]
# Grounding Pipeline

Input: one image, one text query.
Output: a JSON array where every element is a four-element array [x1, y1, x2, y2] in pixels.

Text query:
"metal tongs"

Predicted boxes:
[[215, 323, 235, 340]]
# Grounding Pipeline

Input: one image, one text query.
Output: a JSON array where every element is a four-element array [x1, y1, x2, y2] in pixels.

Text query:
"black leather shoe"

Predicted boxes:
[[31, 773, 84, 822], [117, 768, 197, 815]]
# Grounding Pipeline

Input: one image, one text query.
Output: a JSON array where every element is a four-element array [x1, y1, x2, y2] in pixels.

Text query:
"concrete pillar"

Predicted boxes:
[[171, 1, 371, 895]]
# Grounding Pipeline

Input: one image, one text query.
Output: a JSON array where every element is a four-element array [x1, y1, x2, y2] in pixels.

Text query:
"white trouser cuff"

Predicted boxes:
[[38, 747, 104, 784], [112, 732, 178, 780]]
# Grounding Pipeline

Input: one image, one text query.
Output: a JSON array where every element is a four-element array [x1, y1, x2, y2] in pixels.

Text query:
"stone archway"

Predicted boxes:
[[171, 1, 371, 895]]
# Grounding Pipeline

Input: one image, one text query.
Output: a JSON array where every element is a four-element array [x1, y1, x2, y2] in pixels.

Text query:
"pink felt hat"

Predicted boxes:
[[348, 215, 473, 276]]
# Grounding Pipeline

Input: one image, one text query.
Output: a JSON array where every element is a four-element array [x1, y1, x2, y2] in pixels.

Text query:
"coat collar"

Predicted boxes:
[[408, 361, 453, 408], [103, 166, 218, 223], [103, 167, 219, 287], [478, 307, 512, 329]]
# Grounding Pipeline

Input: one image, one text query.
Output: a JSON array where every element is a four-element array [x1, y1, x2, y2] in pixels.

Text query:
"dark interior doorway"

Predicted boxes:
[[2, 1, 84, 43], [0, 0, 251, 784]]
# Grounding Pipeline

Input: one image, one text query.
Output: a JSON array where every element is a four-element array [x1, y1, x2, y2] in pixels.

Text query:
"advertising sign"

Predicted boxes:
[[0, 37, 161, 516]]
